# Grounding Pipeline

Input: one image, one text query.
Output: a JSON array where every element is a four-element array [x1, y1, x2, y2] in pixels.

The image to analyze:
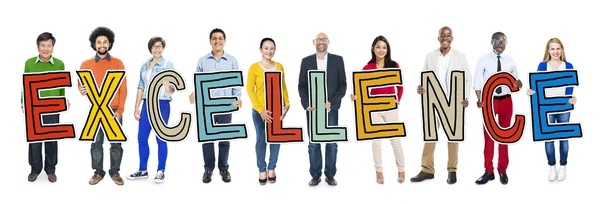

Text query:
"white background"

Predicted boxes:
[[2, 0, 597, 203]]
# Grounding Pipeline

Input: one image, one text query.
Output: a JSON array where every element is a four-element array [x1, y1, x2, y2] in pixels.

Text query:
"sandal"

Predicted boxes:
[[398, 171, 405, 183], [268, 170, 277, 183], [376, 171, 384, 184], [259, 172, 267, 185]]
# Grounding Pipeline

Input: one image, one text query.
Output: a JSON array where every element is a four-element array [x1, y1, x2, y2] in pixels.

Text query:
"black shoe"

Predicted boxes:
[[447, 172, 457, 184], [475, 172, 494, 184], [259, 178, 267, 185], [202, 171, 213, 183], [220, 171, 231, 183], [268, 175, 276, 183], [499, 173, 508, 184], [410, 171, 434, 182], [325, 176, 337, 186], [308, 177, 321, 186]]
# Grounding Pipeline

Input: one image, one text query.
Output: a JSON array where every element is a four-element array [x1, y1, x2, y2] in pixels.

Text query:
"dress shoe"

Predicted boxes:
[[475, 172, 494, 184], [202, 171, 213, 183], [89, 174, 103, 185], [47, 174, 57, 183], [220, 171, 231, 183], [111, 174, 124, 185], [447, 172, 457, 184], [325, 176, 337, 186], [410, 171, 434, 182], [28, 173, 38, 182], [309, 177, 321, 186], [499, 173, 508, 184]]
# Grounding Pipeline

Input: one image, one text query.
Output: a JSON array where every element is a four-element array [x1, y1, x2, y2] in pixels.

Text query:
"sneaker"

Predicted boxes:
[[557, 165, 566, 181], [154, 170, 165, 183], [127, 171, 149, 180], [548, 165, 557, 181]]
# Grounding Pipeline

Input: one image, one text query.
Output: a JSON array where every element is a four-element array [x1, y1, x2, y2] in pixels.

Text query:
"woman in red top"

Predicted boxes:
[[351, 35, 405, 184]]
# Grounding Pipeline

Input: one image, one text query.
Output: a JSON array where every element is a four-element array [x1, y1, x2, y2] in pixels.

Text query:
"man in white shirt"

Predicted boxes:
[[410, 26, 471, 185], [473, 32, 523, 185]]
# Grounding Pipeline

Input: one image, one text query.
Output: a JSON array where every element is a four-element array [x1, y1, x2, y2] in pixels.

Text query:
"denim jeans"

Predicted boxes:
[[253, 110, 280, 172], [29, 114, 59, 174], [202, 114, 231, 173], [91, 108, 123, 177], [545, 112, 570, 166], [137, 100, 170, 172], [306, 110, 339, 177]]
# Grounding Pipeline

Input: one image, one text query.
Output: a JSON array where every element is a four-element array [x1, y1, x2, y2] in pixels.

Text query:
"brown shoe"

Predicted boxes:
[[28, 173, 38, 182], [47, 174, 57, 183], [89, 174, 103, 185], [410, 171, 434, 182], [111, 174, 124, 185]]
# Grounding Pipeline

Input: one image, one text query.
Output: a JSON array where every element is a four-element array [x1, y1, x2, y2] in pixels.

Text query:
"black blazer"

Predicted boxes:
[[298, 53, 347, 110]]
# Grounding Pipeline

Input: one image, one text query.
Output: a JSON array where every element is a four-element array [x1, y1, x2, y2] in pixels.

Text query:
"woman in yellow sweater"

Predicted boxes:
[[246, 38, 291, 185]]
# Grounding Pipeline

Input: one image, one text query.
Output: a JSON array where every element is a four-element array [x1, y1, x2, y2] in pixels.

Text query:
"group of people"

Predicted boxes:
[[21, 26, 576, 186]]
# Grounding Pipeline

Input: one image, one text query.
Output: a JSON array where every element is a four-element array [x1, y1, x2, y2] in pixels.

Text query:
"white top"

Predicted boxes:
[[437, 51, 451, 97], [144, 69, 152, 85], [473, 52, 519, 96], [317, 53, 328, 70], [545, 61, 566, 97]]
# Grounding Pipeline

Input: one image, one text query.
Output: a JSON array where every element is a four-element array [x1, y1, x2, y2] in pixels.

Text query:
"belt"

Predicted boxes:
[[493, 95, 511, 100]]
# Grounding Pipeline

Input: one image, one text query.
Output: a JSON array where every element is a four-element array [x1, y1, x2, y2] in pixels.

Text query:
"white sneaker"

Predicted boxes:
[[557, 165, 566, 181], [154, 170, 165, 183], [548, 165, 557, 181]]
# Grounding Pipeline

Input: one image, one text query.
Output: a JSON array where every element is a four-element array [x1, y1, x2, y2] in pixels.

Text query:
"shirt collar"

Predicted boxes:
[[35, 55, 54, 64], [145, 56, 165, 67], [208, 51, 228, 61], [492, 51, 504, 58], [316, 52, 328, 60], [438, 48, 452, 57], [95, 52, 111, 62]]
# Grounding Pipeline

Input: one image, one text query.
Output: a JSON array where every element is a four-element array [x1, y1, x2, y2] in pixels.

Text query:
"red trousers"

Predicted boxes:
[[483, 96, 512, 174]]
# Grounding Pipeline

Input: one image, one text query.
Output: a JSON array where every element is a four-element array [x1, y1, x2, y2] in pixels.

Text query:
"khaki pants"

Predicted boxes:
[[371, 110, 405, 172], [421, 124, 459, 174]]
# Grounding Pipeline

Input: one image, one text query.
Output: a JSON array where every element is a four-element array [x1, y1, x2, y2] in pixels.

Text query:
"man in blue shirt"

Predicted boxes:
[[189, 28, 242, 183]]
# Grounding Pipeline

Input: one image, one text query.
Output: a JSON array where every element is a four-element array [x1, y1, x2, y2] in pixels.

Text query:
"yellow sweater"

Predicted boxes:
[[246, 61, 290, 113]]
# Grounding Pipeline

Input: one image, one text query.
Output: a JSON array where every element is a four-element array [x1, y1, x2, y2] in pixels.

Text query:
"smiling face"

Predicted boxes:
[[372, 40, 388, 61], [260, 40, 275, 60], [313, 33, 329, 53], [493, 35, 507, 54], [37, 39, 54, 60], [95, 36, 110, 55], [151, 41, 164, 58], [548, 42, 562, 60], [210, 32, 225, 53], [438, 27, 453, 49]]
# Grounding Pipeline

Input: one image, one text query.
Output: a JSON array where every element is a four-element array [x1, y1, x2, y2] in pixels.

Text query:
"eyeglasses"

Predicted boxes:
[[493, 39, 507, 45], [152, 45, 164, 49], [315, 38, 329, 42]]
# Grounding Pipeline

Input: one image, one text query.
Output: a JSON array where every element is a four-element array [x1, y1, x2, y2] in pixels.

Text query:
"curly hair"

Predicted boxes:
[[89, 26, 115, 51]]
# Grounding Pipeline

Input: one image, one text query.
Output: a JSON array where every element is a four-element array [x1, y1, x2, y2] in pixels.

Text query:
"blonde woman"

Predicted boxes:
[[526, 38, 576, 181]]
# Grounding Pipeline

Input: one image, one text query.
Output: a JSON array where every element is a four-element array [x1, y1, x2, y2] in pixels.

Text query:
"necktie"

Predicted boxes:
[[495, 55, 502, 94]]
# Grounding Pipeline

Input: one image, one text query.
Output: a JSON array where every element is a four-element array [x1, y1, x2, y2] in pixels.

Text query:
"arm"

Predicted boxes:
[[231, 58, 242, 98], [116, 61, 128, 115], [165, 62, 175, 94], [21, 61, 28, 104], [394, 61, 403, 101], [462, 54, 472, 100], [565, 62, 574, 95], [330, 57, 347, 104], [281, 65, 290, 107], [473, 58, 484, 102], [246, 66, 264, 112], [298, 58, 309, 110]]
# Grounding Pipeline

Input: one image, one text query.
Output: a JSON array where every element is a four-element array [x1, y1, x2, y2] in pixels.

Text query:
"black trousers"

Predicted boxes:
[[29, 114, 59, 174]]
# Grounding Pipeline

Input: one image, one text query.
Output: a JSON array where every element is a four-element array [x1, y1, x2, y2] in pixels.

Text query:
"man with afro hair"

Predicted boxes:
[[78, 26, 128, 186]]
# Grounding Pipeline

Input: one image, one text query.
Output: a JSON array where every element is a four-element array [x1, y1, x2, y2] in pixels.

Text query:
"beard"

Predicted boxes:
[[97, 48, 108, 55]]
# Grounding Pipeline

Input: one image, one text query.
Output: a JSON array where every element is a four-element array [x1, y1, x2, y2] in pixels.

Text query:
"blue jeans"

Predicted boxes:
[[545, 112, 570, 166], [202, 114, 231, 172], [253, 110, 280, 172], [306, 110, 338, 177], [137, 100, 170, 172]]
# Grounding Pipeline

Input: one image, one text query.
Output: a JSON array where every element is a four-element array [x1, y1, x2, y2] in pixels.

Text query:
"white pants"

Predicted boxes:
[[371, 110, 405, 172]]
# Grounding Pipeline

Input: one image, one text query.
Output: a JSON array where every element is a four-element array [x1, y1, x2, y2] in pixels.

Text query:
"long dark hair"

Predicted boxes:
[[368, 35, 398, 68]]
